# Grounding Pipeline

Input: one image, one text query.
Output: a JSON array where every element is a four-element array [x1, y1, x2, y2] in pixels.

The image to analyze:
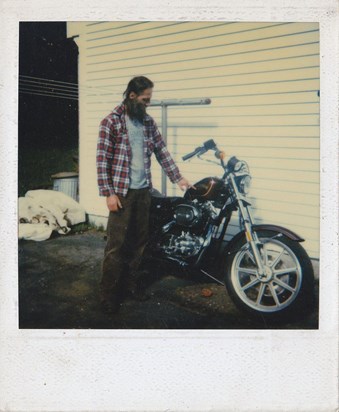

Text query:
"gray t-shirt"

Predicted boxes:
[[126, 116, 148, 189]]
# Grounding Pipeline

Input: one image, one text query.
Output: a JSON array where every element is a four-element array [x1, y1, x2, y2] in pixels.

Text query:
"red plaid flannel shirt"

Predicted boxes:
[[97, 103, 182, 197]]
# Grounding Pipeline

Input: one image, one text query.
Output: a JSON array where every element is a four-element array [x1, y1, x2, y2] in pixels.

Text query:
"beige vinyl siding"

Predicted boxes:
[[67, 21, 320, 258]]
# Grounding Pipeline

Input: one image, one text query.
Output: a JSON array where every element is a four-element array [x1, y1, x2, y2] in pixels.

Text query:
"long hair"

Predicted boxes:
[[123, 76, 154, 101]]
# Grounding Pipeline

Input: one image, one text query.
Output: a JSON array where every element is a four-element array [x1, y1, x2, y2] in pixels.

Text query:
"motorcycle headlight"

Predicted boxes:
[[239, 175, 251, 195], [234, 160, 249, 174]]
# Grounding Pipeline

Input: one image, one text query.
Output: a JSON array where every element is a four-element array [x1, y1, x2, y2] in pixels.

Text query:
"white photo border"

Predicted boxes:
[[1, 1, 338, 411]]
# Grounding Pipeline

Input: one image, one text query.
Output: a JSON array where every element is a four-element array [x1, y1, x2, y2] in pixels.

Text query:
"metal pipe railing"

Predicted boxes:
[[150, 98, 211, 194]]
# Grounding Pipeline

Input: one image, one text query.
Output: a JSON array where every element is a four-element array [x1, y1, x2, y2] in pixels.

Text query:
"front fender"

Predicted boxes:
[[252, 224, 304, 242], [224, 224, 304, 256]]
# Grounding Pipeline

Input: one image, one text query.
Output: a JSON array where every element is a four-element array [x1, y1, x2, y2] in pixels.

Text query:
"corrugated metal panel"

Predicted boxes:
[[67, 21, 320, 258]]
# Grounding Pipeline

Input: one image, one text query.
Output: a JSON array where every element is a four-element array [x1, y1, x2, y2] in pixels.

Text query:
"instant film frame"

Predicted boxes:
[[18, 20, 320, 329], [1, 0, 338, 411]]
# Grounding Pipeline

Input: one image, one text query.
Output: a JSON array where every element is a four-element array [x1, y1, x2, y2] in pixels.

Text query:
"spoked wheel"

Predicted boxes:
[[224, 231, 315, 320]]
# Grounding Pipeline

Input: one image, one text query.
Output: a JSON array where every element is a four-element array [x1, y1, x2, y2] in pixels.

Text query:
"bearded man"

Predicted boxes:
[[96, 76, 191, 314]]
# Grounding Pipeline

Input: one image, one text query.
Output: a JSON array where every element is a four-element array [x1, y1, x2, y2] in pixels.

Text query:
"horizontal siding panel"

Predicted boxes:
[[180, 163, 320, 183], [251, 204, 318, 221], [164, 115, 319, 127], [86, 102, 320, 117], [250, 187, 319, 202], [85, 129, 320, 151], [85, 21, 189, 44], [67, 21, 320, 258], [253, 170, 319, 184], [193, 173, 318, 195], [85, 22, 291, 47], [86, 39, 319, 76], [87, 42, 319, 80], [87, 76, 319, 101], [173, 166, 319, 192], [224, 213, 319, 234], [163, 125, 320, 137], [85, 91, 320, 108], [252, 210, 319, 232], [85, 21, 235, 50], [85, 21, 150, 34], [196, 92, 319, 106], [92, 56, 320, 90], [169, 148, 319, 165], [84, 22, 291, 53], [146, 69, 320, 93], [251, 199, 318, 219], [86, 115, 319, 128], [88, 53, 320, 85], [178, 145, 319, 159], [85, 28, 318, 72], [175, 156, 319, 171], [169, 102, 320, 116], [223, 210, 319, 236], [167, 136, 320, 149], [87, 57, 318, 88], [173, 165, 319, 187], [150, 80, 320, 99]]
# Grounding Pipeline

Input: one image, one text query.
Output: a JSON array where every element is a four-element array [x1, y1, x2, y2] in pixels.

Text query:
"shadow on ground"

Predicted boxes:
[[18, 229, 319, 329]]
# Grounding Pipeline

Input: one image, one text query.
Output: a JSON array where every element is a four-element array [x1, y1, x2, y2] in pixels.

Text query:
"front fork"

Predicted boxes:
[[230, 175, 265, 277]]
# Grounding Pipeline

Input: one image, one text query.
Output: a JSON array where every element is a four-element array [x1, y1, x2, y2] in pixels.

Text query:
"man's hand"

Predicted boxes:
[[177, 177, 194, 191], [106, 194, 122, 212]]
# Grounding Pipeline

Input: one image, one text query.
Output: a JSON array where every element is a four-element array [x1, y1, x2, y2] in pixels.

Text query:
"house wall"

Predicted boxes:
[[67, 21, 320, 258]]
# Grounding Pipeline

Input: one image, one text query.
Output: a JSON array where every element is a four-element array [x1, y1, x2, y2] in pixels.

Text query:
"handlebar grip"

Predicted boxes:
[[182, 149, 199, 161], [182, 139, 216, 161]]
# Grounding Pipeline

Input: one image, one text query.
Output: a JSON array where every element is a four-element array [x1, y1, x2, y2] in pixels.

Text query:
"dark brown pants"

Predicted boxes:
[[100, 188, 151, 302]]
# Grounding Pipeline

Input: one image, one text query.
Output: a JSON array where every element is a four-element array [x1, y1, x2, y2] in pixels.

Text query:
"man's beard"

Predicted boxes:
[[125, 99, 146, 123]]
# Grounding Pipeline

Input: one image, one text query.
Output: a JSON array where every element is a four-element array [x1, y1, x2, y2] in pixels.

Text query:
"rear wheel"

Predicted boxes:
[[224, 231, 315, 320]]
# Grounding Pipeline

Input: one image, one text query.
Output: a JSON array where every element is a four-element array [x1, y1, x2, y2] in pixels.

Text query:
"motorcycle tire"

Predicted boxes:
[[224, 230, 315, 321]]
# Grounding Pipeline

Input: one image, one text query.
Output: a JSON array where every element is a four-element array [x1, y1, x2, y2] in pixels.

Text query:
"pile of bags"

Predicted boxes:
[[18, 190, 86, 241]]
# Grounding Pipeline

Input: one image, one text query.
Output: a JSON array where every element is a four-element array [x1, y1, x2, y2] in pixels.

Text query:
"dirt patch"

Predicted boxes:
[[18, 229, 319, 329]]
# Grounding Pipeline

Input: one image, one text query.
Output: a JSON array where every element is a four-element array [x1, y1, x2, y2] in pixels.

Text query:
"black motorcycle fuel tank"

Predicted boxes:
[[184, 177, 229, 204]]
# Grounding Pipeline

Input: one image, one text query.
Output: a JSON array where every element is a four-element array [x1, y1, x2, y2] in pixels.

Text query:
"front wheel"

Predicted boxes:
[[224, 231, 315, 320]]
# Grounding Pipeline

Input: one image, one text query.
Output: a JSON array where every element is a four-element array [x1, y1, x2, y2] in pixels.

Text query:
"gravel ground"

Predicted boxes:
[[18, 229, 319, 329]]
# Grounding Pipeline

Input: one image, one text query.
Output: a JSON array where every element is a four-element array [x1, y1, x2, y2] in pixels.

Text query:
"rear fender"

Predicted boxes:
[[224, 224, 304, 256]]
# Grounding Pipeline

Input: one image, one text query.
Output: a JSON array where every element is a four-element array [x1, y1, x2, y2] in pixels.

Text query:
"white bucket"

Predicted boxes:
[[51, 172, 79, 201]]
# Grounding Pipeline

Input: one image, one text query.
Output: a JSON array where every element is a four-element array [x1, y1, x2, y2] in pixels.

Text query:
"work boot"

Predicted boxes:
[[124, 271, 150, 302]]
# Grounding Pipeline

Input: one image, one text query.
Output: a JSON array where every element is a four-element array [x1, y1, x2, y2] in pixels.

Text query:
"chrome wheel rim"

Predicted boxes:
[[230, 238, 303, 313]]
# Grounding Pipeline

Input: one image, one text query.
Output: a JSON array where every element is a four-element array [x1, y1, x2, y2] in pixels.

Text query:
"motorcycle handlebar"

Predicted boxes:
[[182, 139, 216, 161], [182, 148, 201, 161]]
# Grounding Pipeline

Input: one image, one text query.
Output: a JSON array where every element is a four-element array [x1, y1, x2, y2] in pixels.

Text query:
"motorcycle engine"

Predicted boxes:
[[157, 200, 217, 258], [159, 231, 205, 258], [174, 203, 202, 227]]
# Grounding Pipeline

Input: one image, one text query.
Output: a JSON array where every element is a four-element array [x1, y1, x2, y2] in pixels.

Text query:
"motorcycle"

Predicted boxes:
[[145, 139, 315, 320]]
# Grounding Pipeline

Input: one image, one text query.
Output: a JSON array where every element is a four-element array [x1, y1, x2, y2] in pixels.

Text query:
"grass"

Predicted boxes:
[[18, 147, 79, 197]]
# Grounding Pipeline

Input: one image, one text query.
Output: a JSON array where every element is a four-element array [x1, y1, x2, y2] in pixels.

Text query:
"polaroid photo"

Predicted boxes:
[[1, 0, 338, 411]]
